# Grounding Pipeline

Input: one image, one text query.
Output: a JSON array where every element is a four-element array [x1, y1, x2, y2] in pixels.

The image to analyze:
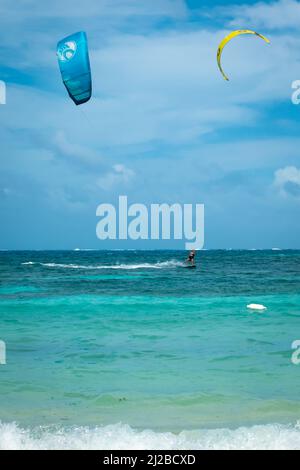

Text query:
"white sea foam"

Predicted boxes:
[[1, 422, 300, 450], [21, 260, 184, 270], [74, 249, 97, 251]]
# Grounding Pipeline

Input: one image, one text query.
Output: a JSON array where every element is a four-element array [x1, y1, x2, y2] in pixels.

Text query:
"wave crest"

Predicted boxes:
[[21, 260, 184, 270], [1, 422, 300, 450]]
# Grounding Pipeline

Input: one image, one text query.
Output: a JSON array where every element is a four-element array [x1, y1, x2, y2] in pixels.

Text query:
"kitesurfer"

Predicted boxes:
[[186, 249, 196, 266]]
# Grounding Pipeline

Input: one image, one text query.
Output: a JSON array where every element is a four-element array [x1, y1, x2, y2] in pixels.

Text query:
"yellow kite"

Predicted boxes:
[[217, 30, 270, 81]]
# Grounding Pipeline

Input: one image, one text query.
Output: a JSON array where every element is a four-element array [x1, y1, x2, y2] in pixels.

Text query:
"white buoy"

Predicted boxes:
[[247, 304, 267, 311]]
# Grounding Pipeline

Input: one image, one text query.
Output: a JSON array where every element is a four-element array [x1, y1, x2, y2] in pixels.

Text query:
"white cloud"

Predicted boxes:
[[46, 187, 88, 212], [226, 0, 300, 30], [54, 131, 104, 167], [0, 0, 187, 20], [97, 164, 135, 190], [0, 0, 188, 70], [274, 165, 300, 197]]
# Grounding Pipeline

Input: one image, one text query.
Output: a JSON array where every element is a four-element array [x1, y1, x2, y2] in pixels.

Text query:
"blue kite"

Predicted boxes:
[[57, 31, 92, 105]]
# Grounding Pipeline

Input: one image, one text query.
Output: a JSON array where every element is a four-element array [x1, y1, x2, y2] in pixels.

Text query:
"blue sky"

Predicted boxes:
[[0, 0, 300, 249]]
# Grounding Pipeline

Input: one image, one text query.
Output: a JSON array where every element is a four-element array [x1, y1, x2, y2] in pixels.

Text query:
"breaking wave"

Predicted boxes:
[[1, 422, 300, 450], [21, 260, 184, 270]]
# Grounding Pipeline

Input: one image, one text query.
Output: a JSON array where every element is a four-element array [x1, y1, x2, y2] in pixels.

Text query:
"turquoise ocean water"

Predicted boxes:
[[1, 250, 300, 449]]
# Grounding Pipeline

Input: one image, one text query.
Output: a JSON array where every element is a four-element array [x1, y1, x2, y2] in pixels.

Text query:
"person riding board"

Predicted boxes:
[[186, 249, 196, 266]]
